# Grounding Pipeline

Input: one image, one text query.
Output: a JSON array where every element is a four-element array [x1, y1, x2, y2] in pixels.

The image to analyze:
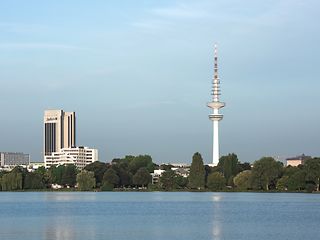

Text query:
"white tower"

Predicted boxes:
[[207, 44, 225, 166]]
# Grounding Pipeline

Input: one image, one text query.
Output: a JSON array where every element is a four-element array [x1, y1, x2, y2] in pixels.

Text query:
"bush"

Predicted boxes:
[[101, 181, 114, 191], [207, 172, 226, 191]]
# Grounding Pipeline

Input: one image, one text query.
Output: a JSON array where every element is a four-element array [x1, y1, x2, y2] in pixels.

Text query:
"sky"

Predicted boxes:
[[0, 0, 319, 164]]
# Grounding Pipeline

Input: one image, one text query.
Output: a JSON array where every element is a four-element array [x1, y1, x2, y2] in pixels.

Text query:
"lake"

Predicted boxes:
[[0, 192, 319, 240]]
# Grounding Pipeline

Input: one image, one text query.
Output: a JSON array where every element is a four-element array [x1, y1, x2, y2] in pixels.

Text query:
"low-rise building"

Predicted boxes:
[[151, 169, 165, 185], [172, 167, 189, 178], [286, 154, 311, 167], [27, 162, 46, 172], [44, 146, 98, 169], [0, 152, 30, 168]]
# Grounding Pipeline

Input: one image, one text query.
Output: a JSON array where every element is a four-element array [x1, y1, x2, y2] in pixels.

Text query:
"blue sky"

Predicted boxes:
[[0, 0, 319, 164]]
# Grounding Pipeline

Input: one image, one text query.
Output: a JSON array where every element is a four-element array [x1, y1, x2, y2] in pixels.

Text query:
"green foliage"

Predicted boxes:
[[84, 161, 108, 187], [48, 165, 65, 185], [24, 172, 45, 189], [133, 167, 151, 187], [47, 164, 77, 187], [101, 181, 114, 191], [219, 153, 239, 181], [283, 166, 300, 177], [305, 183, 316, 193], [287, 169, 306, 191], [61, 164, 77, 187], [103, 168, 119, 187], [233, 170, 252, 190], [1, 171, 23, 191], [159, 170, 177, 191], [304, 158, 320, 191], [175, 175, 188, 189], [204, 165, 213, 185], [207, 172, 226, 191], [117, 168, 133, 187], [128, 155, 153, 175], [251, 157, 283, 190], [160, 164, 174, 171], [76, 170, 96, 191], [148, 184, 160, 191], [237, 162, 252, 172], [110, 162, 132, 187], [188, 152, 205, 190], [276, 175, 289, 191], [35, 166, 46, 176], [110, 154, 154, 187]]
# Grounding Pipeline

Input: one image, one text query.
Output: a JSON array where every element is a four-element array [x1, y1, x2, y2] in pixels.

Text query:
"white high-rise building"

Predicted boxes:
[[207, 45, 225, 166], [44, 110, 76, 156], [43, 109, 98, 169]]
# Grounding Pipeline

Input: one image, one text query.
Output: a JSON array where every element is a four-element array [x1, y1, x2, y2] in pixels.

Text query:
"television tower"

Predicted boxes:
[[207, 44, 225, 166]]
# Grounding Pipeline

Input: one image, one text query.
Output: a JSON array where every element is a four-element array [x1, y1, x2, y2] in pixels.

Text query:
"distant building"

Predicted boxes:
[[44, 146, 98, 169], [27, 162, 46, 172], [171, 167, 189, 178], [286, 154, 311, 167], [151, 169, 165, 185], [0, 152, 30, 168], [44, 110, 76, 157], [169, 163, 190, 168]]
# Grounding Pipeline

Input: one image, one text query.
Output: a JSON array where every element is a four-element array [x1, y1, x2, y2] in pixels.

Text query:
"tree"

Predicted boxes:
[[219, 153, 239, 183], [133, 167, 151, 187], [276, 175, 289, 191], [101, 181, 114, 191], [103, 169, 119, 187], [175, 176, 188, 189], [76, 171, 96, 191], [110, 163, 132, 187], [128, 155, 153, 175], [188, 152, 205, 190], [283, 166, 300, 177], [160, 170, 177, 191], [287, 169, 306, 191], [1, 171, 23, 191], [117, 168, 133, 187], [84, 161, 108, 187], [237, 162, 252, 173], [207, 172, 226, 191], [233, 170, 252, 190], [48, 165, 65, 185], [304, 158, 320, 191], [24, 172, 45, 189], [251, 157, 283, 190], [160, 164, 174, 171], [61, 164, 77, 187]]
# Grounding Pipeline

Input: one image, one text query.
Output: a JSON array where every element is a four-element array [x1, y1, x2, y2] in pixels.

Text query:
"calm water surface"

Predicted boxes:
[[0, 192, 319, 240]]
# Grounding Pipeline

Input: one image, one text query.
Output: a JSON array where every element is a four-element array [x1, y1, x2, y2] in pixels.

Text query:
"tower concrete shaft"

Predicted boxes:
[[207, 44, 225, 166]]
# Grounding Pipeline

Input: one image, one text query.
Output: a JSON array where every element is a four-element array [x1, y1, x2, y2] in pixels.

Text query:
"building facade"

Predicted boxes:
[[44, 110, 76, 156], [0, 152, 30, 167], [151, 169, 165, 185], [286, 154, 311, 167], [44, 146, 98, 169]]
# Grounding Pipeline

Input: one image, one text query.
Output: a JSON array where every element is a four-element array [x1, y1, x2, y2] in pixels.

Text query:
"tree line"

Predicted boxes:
[[0, 153, 319, 192]]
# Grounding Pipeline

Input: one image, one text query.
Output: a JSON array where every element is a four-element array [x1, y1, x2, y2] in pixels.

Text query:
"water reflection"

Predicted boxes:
[[211, 193, 223, 240], [44, 192, 98, 202], [43, 217, 97, 240]]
